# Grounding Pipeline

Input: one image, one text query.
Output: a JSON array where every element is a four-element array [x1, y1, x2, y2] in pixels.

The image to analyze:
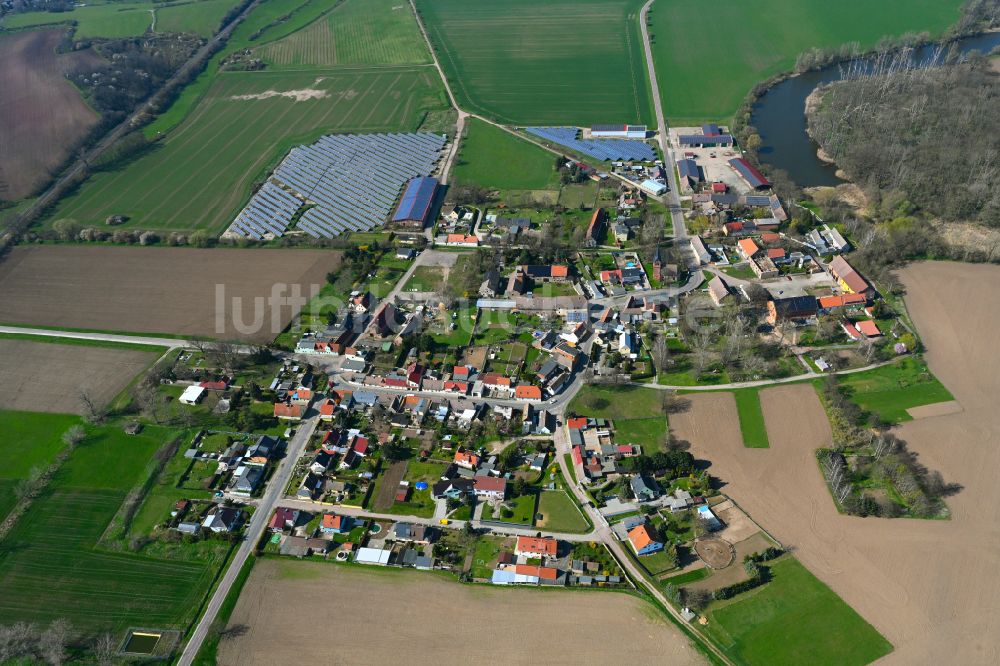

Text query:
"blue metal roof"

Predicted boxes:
[[392, 176, 438, 222], [702, 123, 721, 136], [728, 158, 770, 189], [678, 133, 734, 146], [677, 158, 700, 180]]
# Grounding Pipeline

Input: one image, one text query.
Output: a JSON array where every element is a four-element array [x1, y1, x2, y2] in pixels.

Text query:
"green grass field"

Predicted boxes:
[[49, 67, 448, 232], [483, 492, 537, 525], [731, 388, 769, 448], [417, 0, 653, 125], [0, 422, 225, 631], [403, 266, 444, 292], [836, 357, 954, 424], [0, 411, 80, 519], [536, 490, 588, 533], [0, 0, 241, 39], [649, 0, 962, 122], [144, 0, 358, 136], [259, 0, 431, 67], [1, 0, 153, 38], [702, 557, 892, 665], [451, 118, 559, 191], [156, 0, 242, 37], [568, 385, 668, 452]]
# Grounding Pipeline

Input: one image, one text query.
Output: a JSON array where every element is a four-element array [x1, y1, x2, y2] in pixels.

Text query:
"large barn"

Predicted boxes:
[[392, 175, 439, 229]]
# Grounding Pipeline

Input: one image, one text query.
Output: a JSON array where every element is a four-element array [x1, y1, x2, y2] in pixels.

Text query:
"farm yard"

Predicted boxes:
[[218, 559, 705, 664], [416, 0, 653, 126], [648, 0, 963, 121], [0, 246, 339, 342], [0, 338, 161, 414], [48, 67, 449, 233], [0, 30, 101, 201], [0, 422, 226, 632], [259, 0, 432, 67]]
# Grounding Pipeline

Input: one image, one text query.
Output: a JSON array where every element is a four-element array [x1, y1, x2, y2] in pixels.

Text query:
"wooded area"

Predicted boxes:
[[808, 54, 1000, 226]]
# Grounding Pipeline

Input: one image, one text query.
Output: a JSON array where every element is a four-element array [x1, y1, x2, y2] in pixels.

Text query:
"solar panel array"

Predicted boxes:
[[228, 132, 446, 239], [525, 127, 656, 162], [744, 195, 772, 206], [230, 181, 304, 240]]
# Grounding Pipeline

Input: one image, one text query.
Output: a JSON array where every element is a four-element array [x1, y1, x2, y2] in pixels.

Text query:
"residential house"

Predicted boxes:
[[230, 465, 263, 496], [280, 536, 332, 558], [245, 435, 279, 464], [767, 296, 818, 325], [454, 449, 480, 470], [627, 523, 664, 556], [707, 275, 731, 306], [515, 385, 542, 401], [320, 513, 350, 534], [473, 476, 507, 501], [391, 522, 434, 544], [431, 477, 475, 500], [737, 238, 759, 261], [202, 506, 243, 533], [268, 507, 300, 533], [630, 475, 661, 502], [274, 402, 307, 420], [515, 536, 558, 559], [828, 256, 873, 296]]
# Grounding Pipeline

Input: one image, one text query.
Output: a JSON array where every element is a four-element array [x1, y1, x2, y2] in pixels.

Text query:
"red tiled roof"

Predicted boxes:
[[767, 248, 786, 259], [516, 536, 557, 557], [857, 320, 881, 337], [737, 238, 759, 257], [322, 514, 344, 530], [567, 417, 588, 430], [515, 385, 542, 400], [550, 265, 569, 278], [474, 476, 507, 493], [628, 524, 658, 550]]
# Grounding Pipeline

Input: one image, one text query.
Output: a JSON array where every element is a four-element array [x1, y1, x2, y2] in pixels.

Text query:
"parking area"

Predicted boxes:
[[669, 127, 751, 195]]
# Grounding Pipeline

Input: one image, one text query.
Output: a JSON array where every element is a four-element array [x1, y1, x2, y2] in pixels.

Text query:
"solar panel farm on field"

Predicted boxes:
[[47, 67, 450, 233], [228, 133, 445, 239]]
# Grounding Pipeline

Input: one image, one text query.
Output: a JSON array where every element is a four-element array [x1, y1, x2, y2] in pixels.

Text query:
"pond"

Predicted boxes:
[[123, 631, 161, 655], [752, 31, 1000, 187]]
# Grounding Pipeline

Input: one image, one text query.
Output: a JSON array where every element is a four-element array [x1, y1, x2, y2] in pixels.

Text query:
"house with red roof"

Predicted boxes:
[[473, 475, 507, 501], [857, 320, 881, 338], [627, 523, 664, 556], [515, 536, 558, 559], [274, 402, 306, 420], [737, 238, 760, 260], [454, 449, 480, 469], [320, 513, 350, 534], [515, 385, 542, 401]]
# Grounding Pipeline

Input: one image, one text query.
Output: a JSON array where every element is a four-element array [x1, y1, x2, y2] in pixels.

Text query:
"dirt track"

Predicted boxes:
[[0, 339, 157, 413], [0, 246, 339, 342], [218, 559, 705, 665], [0, 30, 100, 200], [672, 261, 1000, 664]]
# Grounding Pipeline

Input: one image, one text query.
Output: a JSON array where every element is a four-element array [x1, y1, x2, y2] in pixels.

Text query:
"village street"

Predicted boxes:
[[178, 414, 319, 666]]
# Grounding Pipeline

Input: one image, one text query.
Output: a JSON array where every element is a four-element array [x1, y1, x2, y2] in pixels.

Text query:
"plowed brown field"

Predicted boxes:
[[0, 338, 158, 413], [0, 246, 339, 342], [672, 261, 1000, 664], [0, 30, 101, 201], [218, 559, 705, 665]]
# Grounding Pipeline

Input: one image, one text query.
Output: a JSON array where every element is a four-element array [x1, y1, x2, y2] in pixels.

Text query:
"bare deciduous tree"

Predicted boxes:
[[61, 425, 86, 447], [38, 619, 71, 666]]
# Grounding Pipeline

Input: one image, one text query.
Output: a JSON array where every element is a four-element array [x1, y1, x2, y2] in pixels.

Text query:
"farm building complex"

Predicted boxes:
[[227, 133, 447, 239]]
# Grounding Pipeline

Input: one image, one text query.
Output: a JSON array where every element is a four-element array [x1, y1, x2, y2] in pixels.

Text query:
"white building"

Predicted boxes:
[[591, 124, 648, 139], [179, 385, 206, 405]]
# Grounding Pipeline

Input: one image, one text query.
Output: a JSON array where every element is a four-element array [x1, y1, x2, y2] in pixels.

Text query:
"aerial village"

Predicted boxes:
[[141, 118, 907, 603]]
